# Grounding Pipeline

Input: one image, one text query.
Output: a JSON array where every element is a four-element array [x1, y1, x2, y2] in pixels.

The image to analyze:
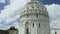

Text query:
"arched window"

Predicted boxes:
[[55, 31, 57, 34], [33, 23, 34, 27], [27, 15, 29, 18], [39, 23, 40, 28], [36, 14, 38, 18]]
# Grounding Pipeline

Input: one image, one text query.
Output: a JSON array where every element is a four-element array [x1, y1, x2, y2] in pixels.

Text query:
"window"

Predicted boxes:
[[55, 31, 57, 34], [33, 23, 34, 27], [26, 28, 29, 34], [39, 23, 40, 27], [32, 6, 34, 8], [36, 14, 38, 18], [27, 15, 29, 18]]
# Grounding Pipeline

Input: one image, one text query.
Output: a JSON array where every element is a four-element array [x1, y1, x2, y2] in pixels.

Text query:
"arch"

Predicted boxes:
[[25, 22, 29, 34]]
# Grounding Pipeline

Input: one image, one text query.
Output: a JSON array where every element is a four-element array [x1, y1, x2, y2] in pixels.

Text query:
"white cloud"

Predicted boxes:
[[1, 0, 29, 18], [0, 0, 5, 3], [45, 4, 60, 17], [45, 4, 60, 28], [12, 22, 19, 29], [0, 0, 29, 29], [4, 15, 20, 24]]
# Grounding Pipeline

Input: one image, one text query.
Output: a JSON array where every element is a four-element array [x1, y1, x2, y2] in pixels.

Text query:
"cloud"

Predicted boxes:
[[45, 4, 60, 28], [45, 4, 60, 17], [50, 19, 60, 28], [0, 0, 29, 29], [0, 0, 5, 3], [12, 22, 20, 29]]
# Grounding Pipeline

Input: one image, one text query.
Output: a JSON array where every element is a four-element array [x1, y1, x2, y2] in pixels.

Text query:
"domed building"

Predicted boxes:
[[20, 0, 50, 34], [8, 27, 18, 34]]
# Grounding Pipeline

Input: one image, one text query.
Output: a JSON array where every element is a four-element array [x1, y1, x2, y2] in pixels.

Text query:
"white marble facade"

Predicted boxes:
[[20, 0, 50, 34]]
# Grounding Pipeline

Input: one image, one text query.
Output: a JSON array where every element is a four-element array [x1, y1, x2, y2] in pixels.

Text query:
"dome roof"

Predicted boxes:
[[22, 1, 45, 11], [20, 0, 49, 17], [8, 27, 17, 30]]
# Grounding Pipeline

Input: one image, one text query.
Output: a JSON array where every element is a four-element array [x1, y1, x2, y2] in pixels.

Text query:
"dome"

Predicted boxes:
[[8, 27, 17, 30], [20, 0, 49, 18]]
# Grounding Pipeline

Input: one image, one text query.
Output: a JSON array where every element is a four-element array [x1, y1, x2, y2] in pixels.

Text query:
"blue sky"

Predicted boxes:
[[0, 0, 60, 29], [0, 0, 10, 11], [39, 0, 60, 5]]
